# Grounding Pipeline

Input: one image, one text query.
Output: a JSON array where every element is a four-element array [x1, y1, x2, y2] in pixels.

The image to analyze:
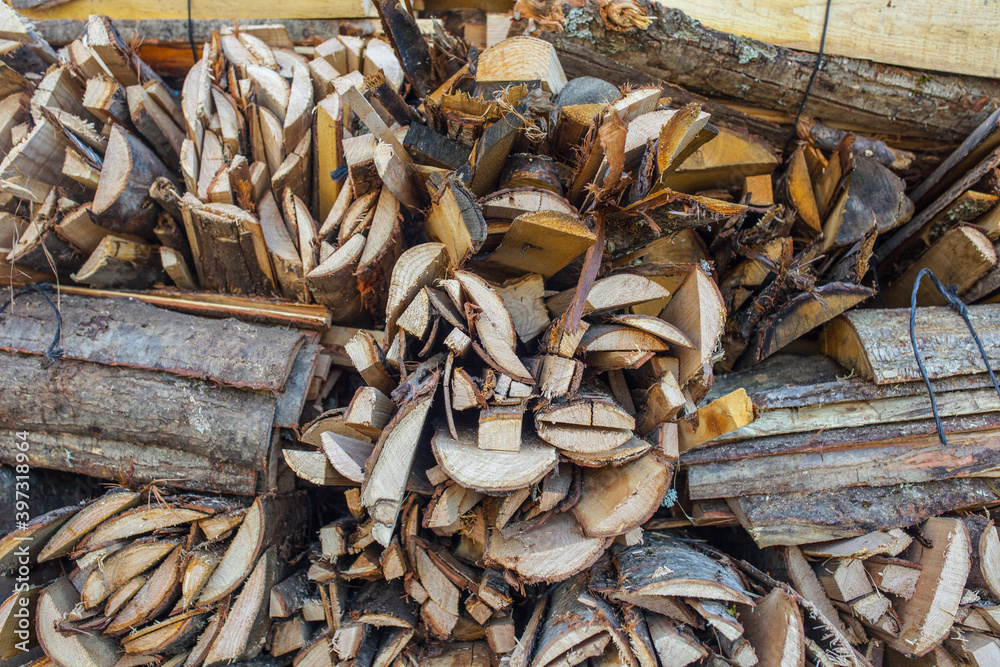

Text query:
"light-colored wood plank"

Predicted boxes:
[[19, 0, 376, 20], [656, 0, 1000, 78]]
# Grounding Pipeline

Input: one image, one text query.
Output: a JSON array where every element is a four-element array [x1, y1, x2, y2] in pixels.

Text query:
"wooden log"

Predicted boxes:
[[0, 292, 307, 390], [522, 0, 1000, 144], [0, 353, 277, 470], [821, 304, 1000, 384], [728, 477, 998, 547]]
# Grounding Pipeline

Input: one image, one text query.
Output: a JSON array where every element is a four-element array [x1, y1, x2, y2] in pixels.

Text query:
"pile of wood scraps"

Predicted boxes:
[[0, 490, 307, 667], [5, 1, 1000, 666]]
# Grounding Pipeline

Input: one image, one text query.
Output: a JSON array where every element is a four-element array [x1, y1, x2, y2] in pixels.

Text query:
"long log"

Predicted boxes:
[[521, 0, 1000, 144], [0, 353, 277, 469], [0, 293, 307, 391], [0, 430, 258, 495]]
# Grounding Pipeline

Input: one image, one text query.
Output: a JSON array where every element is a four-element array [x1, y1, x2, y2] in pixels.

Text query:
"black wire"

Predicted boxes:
[[909, 268, 1000, 447], [783, 0, 834, 154], [187, 0, 198, 65], [0, 283, 63, 365]]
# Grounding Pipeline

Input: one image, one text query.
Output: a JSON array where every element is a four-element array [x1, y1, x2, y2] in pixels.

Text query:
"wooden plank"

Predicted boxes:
[[656, 0, 1000, 79], [17, 0, 376, 20]]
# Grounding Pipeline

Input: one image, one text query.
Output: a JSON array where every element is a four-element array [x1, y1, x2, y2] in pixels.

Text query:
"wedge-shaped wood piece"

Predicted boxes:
[[533, 577, 618, 667], [616, 534, 753, 604], [180, 543, 224, 609], [647, 614, 707, 666], [479, 187, 578, 221], [122, 609, 205, 656], [345, 330, 395, 396], [487, 511, 609, 584], [496, 273, 550, 343], [71, 235, 165, 289], [572, 453, 670, 537], [432, 428, 556, 493], [887, 517, 970, 658], [636, 370, 685, 435], [362, 361, 440, 546], [659, 266, 725, 384], [106, 545, 183, 635], [781, 546, 863, 645], [536, 394, 635, 430], [356, 185, 404, 317], [344, 386, 394, 439], [784, 145, 822, 236], [608, 314, 694, 349], [0, 505, 78, 572], [37, 578, 119, 667], [804, 529, 913, 560], [864, 557, 921, 600], [426, 174, 488, 265], [384, 242, 448, 338], [82, 538, 179, 608], [92, 125, 175, 237], [283, 448, 355, 487], [81, 505, 206, 550], [457, 271, 534, 383], [203, 546, 277, 666], [307, 234, 366, 324], [198, 494, 304, 605], [623, 107, 712, 168], [678, 388, 756, 452], [883, 225, 996, 308], [820, 304, 1000, 384], [486, 211, 596, 278], [547, 274, 671, 316], [821, 157, 912, 253], [664, 126, 779, 193], [560, 435, 652, 467], [579, 324, 670, 353], [475, 36, 566, 94], [321, 431, 375, 484]]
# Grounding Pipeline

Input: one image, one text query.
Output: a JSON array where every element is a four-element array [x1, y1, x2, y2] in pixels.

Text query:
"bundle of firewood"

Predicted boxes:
[[0, 291, 327, 495], [0, 490, 307, 666]]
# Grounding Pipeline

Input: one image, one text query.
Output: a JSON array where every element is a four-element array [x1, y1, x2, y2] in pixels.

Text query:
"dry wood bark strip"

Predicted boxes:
[[729, 477, 1000, 547], [681, 412, 1000, 466], [0, 293, 307, 390], [0, 353, 276, 469], [687, 426, 1000, 499]]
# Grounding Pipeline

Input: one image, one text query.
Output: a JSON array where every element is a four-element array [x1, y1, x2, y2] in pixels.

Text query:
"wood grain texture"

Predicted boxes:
[[657, 0, 1000, 79]]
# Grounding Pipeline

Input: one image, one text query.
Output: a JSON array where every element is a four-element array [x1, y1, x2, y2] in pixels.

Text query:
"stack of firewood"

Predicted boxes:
[[5, 0, 1000, 665], [0, 490, 307, 666]]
